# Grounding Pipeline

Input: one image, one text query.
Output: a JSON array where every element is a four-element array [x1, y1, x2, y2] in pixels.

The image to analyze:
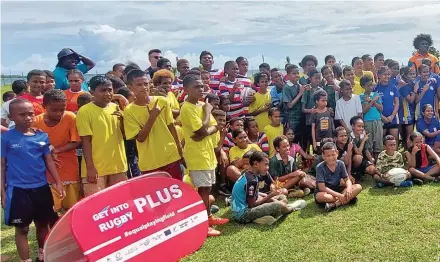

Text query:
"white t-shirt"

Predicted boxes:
[[335, 95, 362, 132], [1, 99, 15, 128]]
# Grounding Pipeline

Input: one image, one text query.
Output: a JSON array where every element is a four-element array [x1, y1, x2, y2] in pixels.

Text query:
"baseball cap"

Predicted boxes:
[[57, 48, 76, 59]]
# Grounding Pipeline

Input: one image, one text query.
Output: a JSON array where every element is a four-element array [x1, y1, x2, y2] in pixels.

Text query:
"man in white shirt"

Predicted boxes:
[[335, 80, 363, 132]]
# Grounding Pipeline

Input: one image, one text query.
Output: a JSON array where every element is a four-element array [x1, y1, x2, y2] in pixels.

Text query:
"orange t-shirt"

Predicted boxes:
[[20, 93, 45, 116], [65, 89, 87, 112], [33, 111, 81, 183]]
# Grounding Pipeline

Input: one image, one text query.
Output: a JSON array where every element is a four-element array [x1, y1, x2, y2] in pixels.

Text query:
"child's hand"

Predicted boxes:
[[112, 110, 123, 120], [347, 141, 353, 151], [397, 79, 406, 88], [298, 85, 306, 94], [147, 99, 164, 120], [112, 94, 129, 109], [219, 150, 229, 167], [303, 84, 311, 91], [55, 182, 66, 199], [247, 95, 256, 103], [277, 188, 288, 195], [345, 185, 353, 199], [337, 193, 348, 205], [387, 115, 394, 123], [87, 166, 99, 184], [422, 83, 429, 93], [411, 146, 420, 154], [362, 133, 369, 142], [263, 103, 271, 111], [232, 81, 241, 91], [310, 108, 317, 114], [203, 99, 213, 113]]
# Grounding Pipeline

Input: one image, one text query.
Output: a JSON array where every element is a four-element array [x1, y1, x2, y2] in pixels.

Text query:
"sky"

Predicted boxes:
[[1, 1, 440, 75]]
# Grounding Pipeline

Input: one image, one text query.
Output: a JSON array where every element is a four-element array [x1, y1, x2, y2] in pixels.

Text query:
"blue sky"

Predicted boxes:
[[1, 1, 440, 74]]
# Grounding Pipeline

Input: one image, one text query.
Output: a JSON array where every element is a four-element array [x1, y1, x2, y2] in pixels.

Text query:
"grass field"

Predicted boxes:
[[1, 178, 439, 262]]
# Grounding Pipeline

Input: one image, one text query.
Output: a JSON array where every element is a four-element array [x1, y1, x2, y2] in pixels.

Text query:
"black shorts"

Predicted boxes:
[[383, 123, 399, 129], [352, 158, 373, 181], [4, 184, 57, 227]]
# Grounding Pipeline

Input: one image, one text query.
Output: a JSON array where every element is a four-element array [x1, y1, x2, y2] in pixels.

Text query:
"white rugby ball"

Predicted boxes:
[[241, 87, 256, 106], [288, 199, 307, 211], [384, 168, 408, 186]]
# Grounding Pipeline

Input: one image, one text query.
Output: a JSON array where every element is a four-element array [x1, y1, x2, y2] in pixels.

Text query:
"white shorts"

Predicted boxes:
[[189, 170, 216, 188]]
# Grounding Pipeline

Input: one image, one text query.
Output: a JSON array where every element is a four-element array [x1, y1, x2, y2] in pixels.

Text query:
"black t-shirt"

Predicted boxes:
[[257, 173, 274, 193]]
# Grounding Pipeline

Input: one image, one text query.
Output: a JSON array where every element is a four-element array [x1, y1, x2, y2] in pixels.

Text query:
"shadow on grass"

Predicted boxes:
[[367, 185, 412, 196]]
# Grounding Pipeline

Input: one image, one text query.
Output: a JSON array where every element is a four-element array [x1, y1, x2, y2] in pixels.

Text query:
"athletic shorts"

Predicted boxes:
[[364, 120, 383, 153], [50, 182, 81, 212], [189, 170, 216, 188], [416, 165, 434, 174], [82, 173, 127, 197], [352, 158, 373, 181], [4, 184, 58, 227], [383, 123, 399, 129], [145, 160, 182, 180]]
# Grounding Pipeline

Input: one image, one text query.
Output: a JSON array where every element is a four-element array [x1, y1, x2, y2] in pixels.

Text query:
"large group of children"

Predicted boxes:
[[1, 33, 440, 261]]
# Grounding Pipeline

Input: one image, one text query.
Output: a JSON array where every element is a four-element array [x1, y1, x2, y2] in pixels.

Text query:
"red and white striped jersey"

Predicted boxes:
[[219, 80, 246, 119], [209, 69, 224, 93]]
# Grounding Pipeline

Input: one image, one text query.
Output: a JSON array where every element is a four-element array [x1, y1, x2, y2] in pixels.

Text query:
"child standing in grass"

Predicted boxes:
[[249, 72, 272, 133], [1, 99, 65, 262], [314, 142, 362, 212], [335, 80, 362, 132], [232, 151, 297, 225], [301, 69, 323, 150], [264, 108, 284, 158], [21, 70, 46, 116], [406, 132, 440, 183], [311, 89, 334, 153]]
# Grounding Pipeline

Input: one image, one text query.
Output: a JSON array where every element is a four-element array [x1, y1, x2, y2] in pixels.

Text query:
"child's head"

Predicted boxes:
[[108, 74, 126, 94], [313, 89, 328, 109], [224, 61, 239, 79], [284, 127, 295, 143], [244, 118, 259, 137], [340, 80, 353, 98], [400, 66, 416, 83], [300, 55, 318, 73], [201, 70, 211, 86], [117, 87, 136, 103], [324, 55, 336, 66], [219, 95, 230, 112], [308, 69, 322, 87], [374, 53, 385, 68], [8, 98, 34, 129], [43, 89, 67, 122], [342, 66, 355, 84], [268, 107, 281, 126], [273, 135, 290, 156], [206, 93, 220, 109], [259, 63, 270, 74], [254, 72, 270, 89], [242, 150, 254, 171], [212, 109, 226, 130], [421, 58, 432, 69], [127, 69, 150, 99], [360, 75, 374, 92], [183, 74, 204, 101], [236, 57, 248, 76], [409, 131, 424, 148], [351, 57, 363, 72], [285, 64, 300, 82], [321, 137, 334, 146], [418, 64, 430, 81], [77, 93, 93, 109], [26, 69, 46, 96], [43, 70, 55, 93], [157, 58, 172, 71], [361, 54, 374, 70], [232, 128, 248, 149], [2, 91, 16, 102], [377, 66, 391, 84], [413, 33, 432, 53], [322, 142, 338, 165], [383, 135, 397, 153], [200, 50, 214, 70], [271, 70, 283, 87], [350, 116, 364, 135], [67, 69, 85, 92], [229, 117, 244, 131], [332, 64, 343, 80], [123, 62, 141, 80], [321, 65, 335, 84], [176, 59, 190, 77], [152, 69, 174, 93], [249, 151, 269, 174], [422, 104, 434, 119], [334, 126, 348, 144], [11, 79, 29, 96], [112, 63, 126, 79], [89, 75, 113, 106], [387, 60, 400, 78]]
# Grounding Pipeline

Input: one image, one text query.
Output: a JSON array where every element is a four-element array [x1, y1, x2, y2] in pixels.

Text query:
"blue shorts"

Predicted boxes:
[[416, 165, 434, 174]]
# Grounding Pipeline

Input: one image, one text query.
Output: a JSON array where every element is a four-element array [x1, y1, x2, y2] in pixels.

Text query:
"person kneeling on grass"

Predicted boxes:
[[232, 151, 305, 225], [315, 142, 362, 212], [405, 132, 440, 183], [375, 135, 414, 187], [269, 135, 316, 198]]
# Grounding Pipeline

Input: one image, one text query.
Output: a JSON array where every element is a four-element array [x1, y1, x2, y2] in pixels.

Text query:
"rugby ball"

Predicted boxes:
[[383, 168, 409, 186], [240, 87, 256, 106], [288, 199, 307, 211]]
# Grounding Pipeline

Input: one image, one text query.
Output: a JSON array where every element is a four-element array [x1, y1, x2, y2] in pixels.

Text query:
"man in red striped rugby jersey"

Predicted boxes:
[[200, 50, 224, 93]]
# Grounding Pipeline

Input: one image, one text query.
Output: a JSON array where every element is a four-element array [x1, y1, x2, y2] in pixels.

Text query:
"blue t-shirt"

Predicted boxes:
[[376, 82, 400, 123], [417, 79, 438, 115], [1, 129, 51, 188], [398, 83, 415, 124], [315, 160, 348, 192], [359, 92, 382, 121], [231, 171, 259, 220], [416, 117, 440, 147], [53, 63, 89, 91]]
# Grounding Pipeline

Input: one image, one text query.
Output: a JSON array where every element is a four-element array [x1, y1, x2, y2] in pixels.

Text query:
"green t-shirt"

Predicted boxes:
[[282, 82, 302, 123], [301, 86, 322, 125], [323, 84, 338, 111]]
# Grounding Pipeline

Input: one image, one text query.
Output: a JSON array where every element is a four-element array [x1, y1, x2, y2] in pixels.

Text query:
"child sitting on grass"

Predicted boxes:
[[376, 135, 414, 187], [232, 151, 303, 225], [406, 132, 440, 183], [284, 127, 315, 166], [314, 142, 362, 212]]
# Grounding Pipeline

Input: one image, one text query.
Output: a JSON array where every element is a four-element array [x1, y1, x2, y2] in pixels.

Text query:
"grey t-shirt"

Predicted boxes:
[[310, 109, 334, 144], [316, 160, 348, 191]]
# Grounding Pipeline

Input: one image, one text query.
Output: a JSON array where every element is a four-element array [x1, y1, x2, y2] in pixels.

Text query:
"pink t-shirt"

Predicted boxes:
[[289, 143, 302, 157]]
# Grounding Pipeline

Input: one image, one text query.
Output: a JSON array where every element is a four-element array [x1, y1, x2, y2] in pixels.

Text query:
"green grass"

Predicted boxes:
[[1, 180, 439, 261], [1, 85, 12, 94]]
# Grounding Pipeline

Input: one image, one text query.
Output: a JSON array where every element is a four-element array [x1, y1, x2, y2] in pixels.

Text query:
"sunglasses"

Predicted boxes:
[[151, 56, 163, 60]]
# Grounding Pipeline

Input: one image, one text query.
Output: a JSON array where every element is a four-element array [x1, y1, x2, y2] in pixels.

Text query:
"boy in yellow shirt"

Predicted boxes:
[[180, 75, 229, 237], [249, 72, 272, 132], [152, 69, 180, 119], [124, 69, 183, 180], [76, 76, 127, 196], [264, 108, 284, 158]]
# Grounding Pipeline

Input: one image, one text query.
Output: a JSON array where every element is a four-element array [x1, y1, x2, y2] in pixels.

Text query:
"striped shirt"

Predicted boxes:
[[219, 80, 245, 118], [250, 132, 269, 155], [223, 132, 235, 155], [209, 69, 224, 93]]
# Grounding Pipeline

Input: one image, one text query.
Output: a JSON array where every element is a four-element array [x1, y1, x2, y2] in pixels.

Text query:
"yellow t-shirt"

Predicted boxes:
[[249, 91, 272, 132], [180, 101, 217, 170], [354, 70, 375, 84], [76, 102, 127, 177], [124, 97, 181, 172], [352, 81, 364, 95], [167, 91, 180, 111], [264, 124, 283, 158], [229, 143, 262, 163], [175, 124, 184, 145]]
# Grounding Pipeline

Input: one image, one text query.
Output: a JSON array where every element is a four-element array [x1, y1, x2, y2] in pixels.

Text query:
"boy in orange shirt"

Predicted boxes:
[[65, 69, 87, 112], [33, 90, 81, 215]]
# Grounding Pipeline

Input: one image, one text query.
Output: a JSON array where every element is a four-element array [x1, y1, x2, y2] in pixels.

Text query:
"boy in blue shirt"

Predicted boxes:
[[359, 75, 384, 160], [231, 151, 296, 225], [1, 98, 65, 262]]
